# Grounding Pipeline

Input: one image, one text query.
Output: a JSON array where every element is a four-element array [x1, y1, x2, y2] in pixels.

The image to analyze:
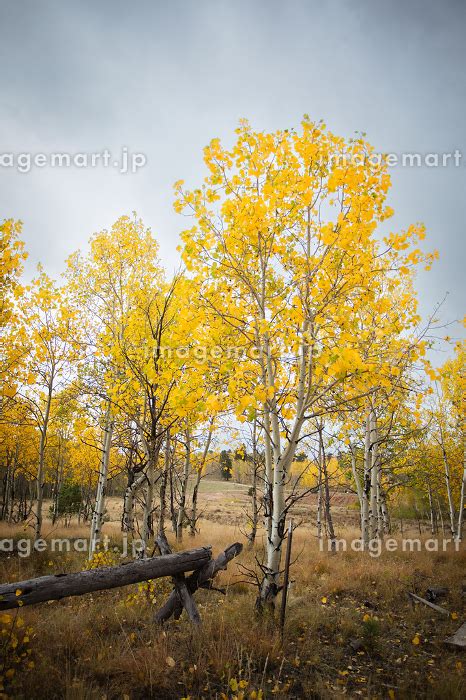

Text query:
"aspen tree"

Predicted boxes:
[[176, 119, 436, 601]]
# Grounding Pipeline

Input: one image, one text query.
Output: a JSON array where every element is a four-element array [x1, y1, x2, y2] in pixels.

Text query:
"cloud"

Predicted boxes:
[[0, 0, 464, 326]]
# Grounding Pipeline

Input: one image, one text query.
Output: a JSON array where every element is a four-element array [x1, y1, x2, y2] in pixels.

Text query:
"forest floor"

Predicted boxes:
[[0, 483, 465, 699]]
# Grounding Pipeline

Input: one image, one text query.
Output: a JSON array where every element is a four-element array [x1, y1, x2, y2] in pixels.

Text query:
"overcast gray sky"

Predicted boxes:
[[1, 0, 464, 344]]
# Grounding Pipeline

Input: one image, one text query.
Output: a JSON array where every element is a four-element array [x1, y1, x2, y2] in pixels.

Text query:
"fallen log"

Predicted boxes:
[[155, 532, 201, 625], [408, 591, 450, 616], [0, 546, 212, 611], [445, 622, 466, 649], [155, 541, 243, 623]]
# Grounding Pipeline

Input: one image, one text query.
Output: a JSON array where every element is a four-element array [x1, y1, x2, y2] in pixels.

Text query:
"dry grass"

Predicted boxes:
[[1, 515, 465, 699]]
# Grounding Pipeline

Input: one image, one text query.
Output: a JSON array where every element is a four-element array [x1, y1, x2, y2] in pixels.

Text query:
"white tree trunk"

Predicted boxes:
[[349, 443, 363, 533], [157, 432, 170, 537], [376, 459, 384, 539], [379, 485, 390, 534], [369, 409, 378, 541], [456, 458, 465, 541], [262, 404, 274, 543], [34, 378, 54, 542], [177, 429, 190, 541], [141, 459, 155, 554], [89, 410, 113, 558], [122, 471, 146, 533], [427, 482, 436, 535], [316, 469, 323, 543], [362, 413, 371, 548], [189, 421, 214, 536], [438, 423, 456, 536], [260, 382, 306, 601]]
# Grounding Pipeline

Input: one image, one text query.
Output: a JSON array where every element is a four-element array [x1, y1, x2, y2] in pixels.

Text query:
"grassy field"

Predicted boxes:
[[0, 486, 464, 699]]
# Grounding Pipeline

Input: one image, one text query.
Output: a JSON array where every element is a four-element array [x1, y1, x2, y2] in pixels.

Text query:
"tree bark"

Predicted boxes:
[[438, 419, 456, 536], [34, 375, 54, 542], [0, 547, 212, 611], [141, 440, 159, 554], [247, 417, 260, 546], [456, 456, 465, 541], [122, 471, 145, 533], [369, 409, 378, 541], [349, 443, 363, 534], [155, 542, 243, 624], [189, 422, 214, 536], [427, 482, 436, 536], [316, 436, 323, 542], [89, 409, 113, 558], [362, 412, 371, 548], [320, 425, 336, 552], [158, 431, 170, 536], [176, 428, 190, 541]]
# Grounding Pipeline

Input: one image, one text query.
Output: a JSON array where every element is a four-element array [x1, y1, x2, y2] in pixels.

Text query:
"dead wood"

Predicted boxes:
[[0, 546, 212, 611], [155, 541, 243, 623]]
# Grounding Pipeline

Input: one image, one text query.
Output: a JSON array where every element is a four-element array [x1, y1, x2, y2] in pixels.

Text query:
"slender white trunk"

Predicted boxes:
[[51, 443, 64, 525], [438, 421, 456, 536], [316, 458, 323, 543], [369, 409, 378, 541], [257, 239, 311, 603], [189, 468, 202, 536], [380, 486, 390, 534], [122, 472, 145, 533], [316, 426, 325, 543], [350, 443, 363, 533], [177, 429, 190, 541], [248, 423, 260, 546], [141, 437, 160, 554], [319, 425, 336, 552], [267, 457, 286, 592], [376, 457, 384, 539], [456, 457, 465, 541], [261, 414, 305, 601], [141, 463, 154, 554], [34, 377, 54, 542], [157, 431, 170, 536], [261, 318, 309, 601], [362, 413, 371, 548], [189, 422, 214, 536], [89, 410, 113, 558], [262, 404, 273, 543], [437, 497, 445, 535], [427, 482, 436, 536]]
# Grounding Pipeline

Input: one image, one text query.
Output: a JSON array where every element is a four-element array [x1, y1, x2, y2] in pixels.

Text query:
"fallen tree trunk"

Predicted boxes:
[[155, 532, 201, 625], [155, 541, 243, 623], [445, 622, 466, 649], [408, 591, 450, 616], [0, 546, 212, 611]]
